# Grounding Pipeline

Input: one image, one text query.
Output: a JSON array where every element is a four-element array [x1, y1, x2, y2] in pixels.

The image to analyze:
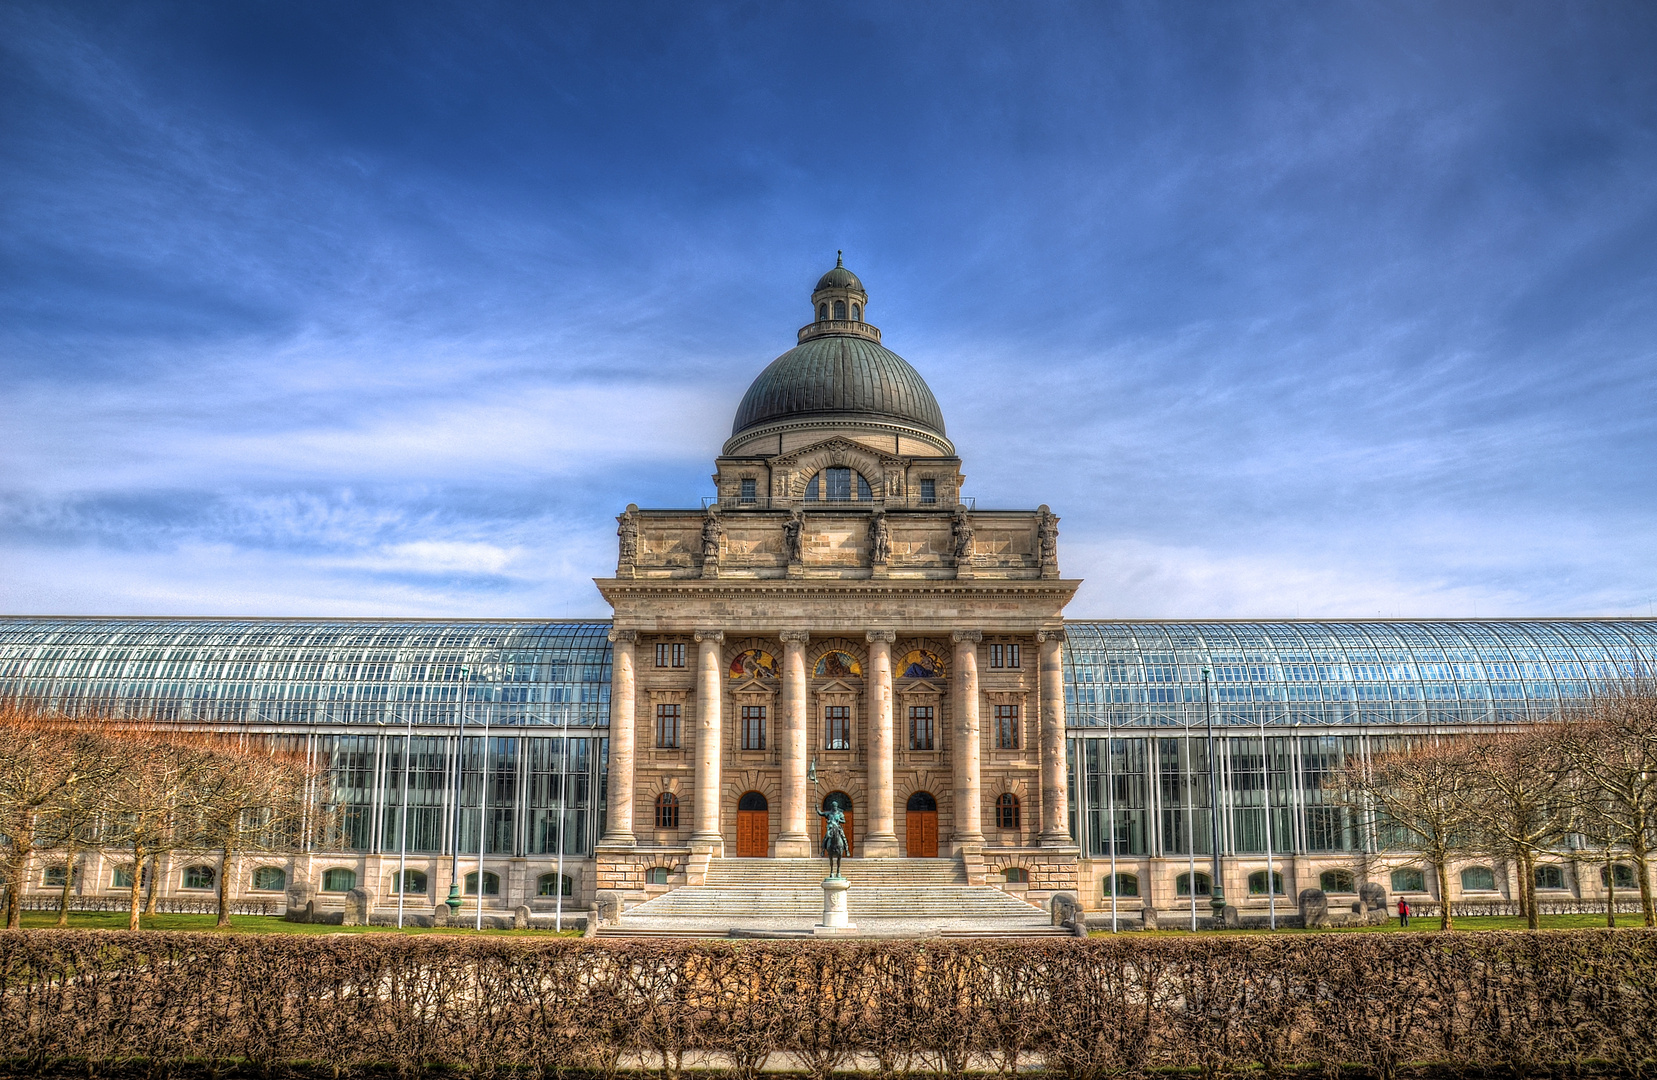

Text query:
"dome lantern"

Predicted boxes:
[[808, 251, 870, 330]]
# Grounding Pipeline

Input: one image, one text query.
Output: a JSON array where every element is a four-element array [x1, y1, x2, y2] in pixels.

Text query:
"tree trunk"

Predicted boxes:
[[1632, 848, 1655, 928], [127, 848, 145, 931], [216, 838, 234, 928], [1605, 861, 1617, 928], [2, 866, 18, 929], [55, 851, 75, 928], [1434, 854, 1453, 931], [143, 856, 160, 915], [1522, 851, 1540, 930]]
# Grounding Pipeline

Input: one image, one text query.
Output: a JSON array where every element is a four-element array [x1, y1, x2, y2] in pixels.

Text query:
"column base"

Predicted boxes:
[[861, 833, 899, 858], [597, 833, 637, 848], [774, 833, 813, 858], [1038, 831, 1077, 849], [688, 833, 725, 857]]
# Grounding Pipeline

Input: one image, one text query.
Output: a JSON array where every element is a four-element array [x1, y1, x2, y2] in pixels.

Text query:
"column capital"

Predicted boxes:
[[950, 629, 983, 644], [693, 630, 725, 644], [778, 630, 811, 644], [607, 628, 638, 644], [1036, 629, 1067, 643], [865, 629, 897, 644]]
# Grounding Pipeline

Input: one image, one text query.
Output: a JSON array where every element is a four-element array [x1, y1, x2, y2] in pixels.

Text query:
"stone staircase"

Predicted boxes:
[[600, 858, 1068, 938]]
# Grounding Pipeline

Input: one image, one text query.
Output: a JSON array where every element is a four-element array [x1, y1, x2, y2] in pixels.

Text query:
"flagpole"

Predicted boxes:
[[476, 699, 491, 931], [555, 713, 569, 933], [1260, 707, 1277, 931], [397, 706, 412, 929]]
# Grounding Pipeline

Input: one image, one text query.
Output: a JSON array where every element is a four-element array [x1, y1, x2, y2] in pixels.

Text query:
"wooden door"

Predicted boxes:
[[736, 791, 769, 857], [819, 792, 854, 857], [905, 790, 939, 858]]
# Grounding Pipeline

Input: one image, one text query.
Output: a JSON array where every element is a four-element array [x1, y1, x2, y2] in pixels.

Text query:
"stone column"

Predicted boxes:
[[776, 631, 812, 857], [951, 630, 985, 849], [1037, 629, 1073, 846], [863, 630, 899, 857], [691, 630, 725, 852], [601, 629, 638, 846]]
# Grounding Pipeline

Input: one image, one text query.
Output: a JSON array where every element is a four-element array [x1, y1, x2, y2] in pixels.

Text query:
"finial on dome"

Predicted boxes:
[[837, 250, 843, 267]]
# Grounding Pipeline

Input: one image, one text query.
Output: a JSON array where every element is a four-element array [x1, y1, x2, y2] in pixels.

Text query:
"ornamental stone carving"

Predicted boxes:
[[951, 506, 974, 561], [701, 508, 723, 559], [951, 629, 984, 644], [778, 630, 811, 644], [865, 629, 897, 644], [1036, 629, 1066, 643], [1037, 505, 1059, 570], [693, 630, 725, 644], [616, 505, 639, 576], [868, 510, 891, 565], [784, 509, 804, 564], [607, 628, 638, 644]]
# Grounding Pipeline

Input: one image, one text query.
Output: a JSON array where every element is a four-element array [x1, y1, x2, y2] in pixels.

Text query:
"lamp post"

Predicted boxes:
[[445, 665, 469, 917], [1202, 667, 1226, 924]]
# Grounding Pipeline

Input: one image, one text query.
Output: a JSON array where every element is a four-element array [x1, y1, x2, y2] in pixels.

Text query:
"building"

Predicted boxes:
[[4, 259, 1655, 924]]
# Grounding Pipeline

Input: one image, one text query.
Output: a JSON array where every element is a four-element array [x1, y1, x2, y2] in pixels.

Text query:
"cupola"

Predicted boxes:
[[803, 251, 874, 341]]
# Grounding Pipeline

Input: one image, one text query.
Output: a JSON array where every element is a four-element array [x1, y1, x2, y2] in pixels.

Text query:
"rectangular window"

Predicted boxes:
[[656, 642, 686, 669], [742, 705, 767, 751], [1007, 644, 1020, 668], [994, 704, 1019, 749], [825, 705, 851, 750], [739, 478, 756, 504], [656, 643, 669, 667], [656, 703, 681, 748], [919, 478, 937, 505], [909, 705, 935, 751], [990, 644, 1002, 668]]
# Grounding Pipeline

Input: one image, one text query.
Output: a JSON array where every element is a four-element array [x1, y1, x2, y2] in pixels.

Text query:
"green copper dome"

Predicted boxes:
[[730, 334, 947, 441]]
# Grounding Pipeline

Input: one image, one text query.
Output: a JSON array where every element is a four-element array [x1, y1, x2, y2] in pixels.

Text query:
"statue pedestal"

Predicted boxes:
[[813, 876, 856, 934]]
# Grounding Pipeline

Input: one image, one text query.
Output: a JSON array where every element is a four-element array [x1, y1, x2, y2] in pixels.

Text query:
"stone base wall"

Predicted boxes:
[[595, 847, 691, 898], [982, 847, 1079, 907]]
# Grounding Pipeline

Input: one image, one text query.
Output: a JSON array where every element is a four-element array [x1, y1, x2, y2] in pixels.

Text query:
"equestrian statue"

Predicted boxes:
[[817, 801, 849, 878]]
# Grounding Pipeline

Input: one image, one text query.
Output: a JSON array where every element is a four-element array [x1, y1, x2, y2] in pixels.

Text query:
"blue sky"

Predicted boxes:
[[3, 2, 1655, 619]]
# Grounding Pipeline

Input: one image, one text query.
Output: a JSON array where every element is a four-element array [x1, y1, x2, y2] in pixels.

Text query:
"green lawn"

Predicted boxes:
[[17, 910, 582, 935], [1097, 912, 1645, 935]]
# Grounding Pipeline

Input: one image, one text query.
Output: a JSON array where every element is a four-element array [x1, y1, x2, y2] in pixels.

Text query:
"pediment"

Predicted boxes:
[[730, 676, 776, 696], [774, 436, 908, 469], [814, 678, 861, 695], [898, 679, 945, 697]]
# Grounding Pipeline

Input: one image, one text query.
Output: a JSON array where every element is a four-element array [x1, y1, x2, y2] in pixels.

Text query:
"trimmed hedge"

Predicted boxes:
[[2, 930, 1656, 1077]]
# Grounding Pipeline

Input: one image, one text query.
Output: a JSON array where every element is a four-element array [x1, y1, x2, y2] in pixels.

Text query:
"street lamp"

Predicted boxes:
[[1202, 666, 1226, 923], [445, 665, 470, 917]]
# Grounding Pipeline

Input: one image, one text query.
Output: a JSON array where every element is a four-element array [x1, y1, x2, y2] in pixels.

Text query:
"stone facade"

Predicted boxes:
[[596, 259, 1081, 908]]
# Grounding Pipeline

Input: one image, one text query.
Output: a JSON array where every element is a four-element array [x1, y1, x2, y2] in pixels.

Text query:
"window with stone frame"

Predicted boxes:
[[909, 705, 935, 751], [995, 793, 1020, 829], [824, 705, 851, 750], [654, 791, 679, 829], [994, 703, 1019, 749], [741, 705, 767, 751], [656, 642, 686, 668], [989, 643, 1020, 668], [739, 478, 757, 504], [919, 478, 937, 505], [656, 703, 681, 748]]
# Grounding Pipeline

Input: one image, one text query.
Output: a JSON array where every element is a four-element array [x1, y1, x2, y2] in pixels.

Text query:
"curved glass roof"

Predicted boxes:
[[1063, 620, 1657, 728], [0, 618, 611, 727]]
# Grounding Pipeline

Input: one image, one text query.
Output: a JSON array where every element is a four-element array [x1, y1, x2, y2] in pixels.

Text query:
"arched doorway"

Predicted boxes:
[[905, 791, 939, 858], [736, 791, 770, 857], [819, 791, 854, 857]]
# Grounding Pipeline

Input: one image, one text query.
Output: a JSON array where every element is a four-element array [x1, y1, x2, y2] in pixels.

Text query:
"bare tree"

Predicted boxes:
[[0, 703, 115, 928], [103, 725, 217, 931], [1460, 724, 1575, 929], [1560, 680, 1657, 927], [1340, 738, 1481, 930], [186, 732, 317, 927]]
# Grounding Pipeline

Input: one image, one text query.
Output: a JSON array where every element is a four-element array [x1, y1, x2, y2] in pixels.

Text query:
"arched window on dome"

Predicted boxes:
[[851, 302, 861, 322], [805, 468, 873, 503], [818, 302, 828, 322], [833, 300, 846, 319]]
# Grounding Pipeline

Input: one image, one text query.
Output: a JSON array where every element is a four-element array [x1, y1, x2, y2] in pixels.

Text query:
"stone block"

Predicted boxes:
[[513, 905, 531, 930], [1299, 888, 1329, 929]]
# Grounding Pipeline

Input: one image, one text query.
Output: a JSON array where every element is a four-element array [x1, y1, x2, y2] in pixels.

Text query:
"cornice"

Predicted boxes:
[[596, 578, 1083, 602]]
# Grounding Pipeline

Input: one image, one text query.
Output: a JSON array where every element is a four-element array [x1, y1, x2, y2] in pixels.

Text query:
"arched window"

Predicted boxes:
[[655, 791, 680, 829], [995, 793, 1020, 830], [1603, 863, 1637, 890], [43, 865, 74, 888], [818, 302, 828, 321], [1534, 865, 1567, 890], [252, 866, 286, 892], [833, 300, 846, 319], [1002, 866, 1029, 884], [1390, 867, 1426, 893], [538, 872, 574, 897], [851, 303, 861, 322], [805, 468, 873, 503], [646, 866, 671, 885], [1248, 870, 1286, 895], [1319, 869, 1356, 894], [389, 869, 428, 895], [464, 871, 501, 896], [1175, 872, 1212, 897], [322, 867, 357, 893], [906, 791, 938, 812], [1460, 866, 1497, 892], [1104, 873, 1139, 898], [182, 865, 216, 890]]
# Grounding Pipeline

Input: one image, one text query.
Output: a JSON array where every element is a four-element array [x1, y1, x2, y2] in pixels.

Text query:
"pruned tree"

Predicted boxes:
[[1461, 723, 1575, 929], [102, 724, 217, 931], [1560, 680, 1657, 927], [185, 732, 317, 927], [1339, 738, 1480, 930], [0, 703, 117, 928]]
